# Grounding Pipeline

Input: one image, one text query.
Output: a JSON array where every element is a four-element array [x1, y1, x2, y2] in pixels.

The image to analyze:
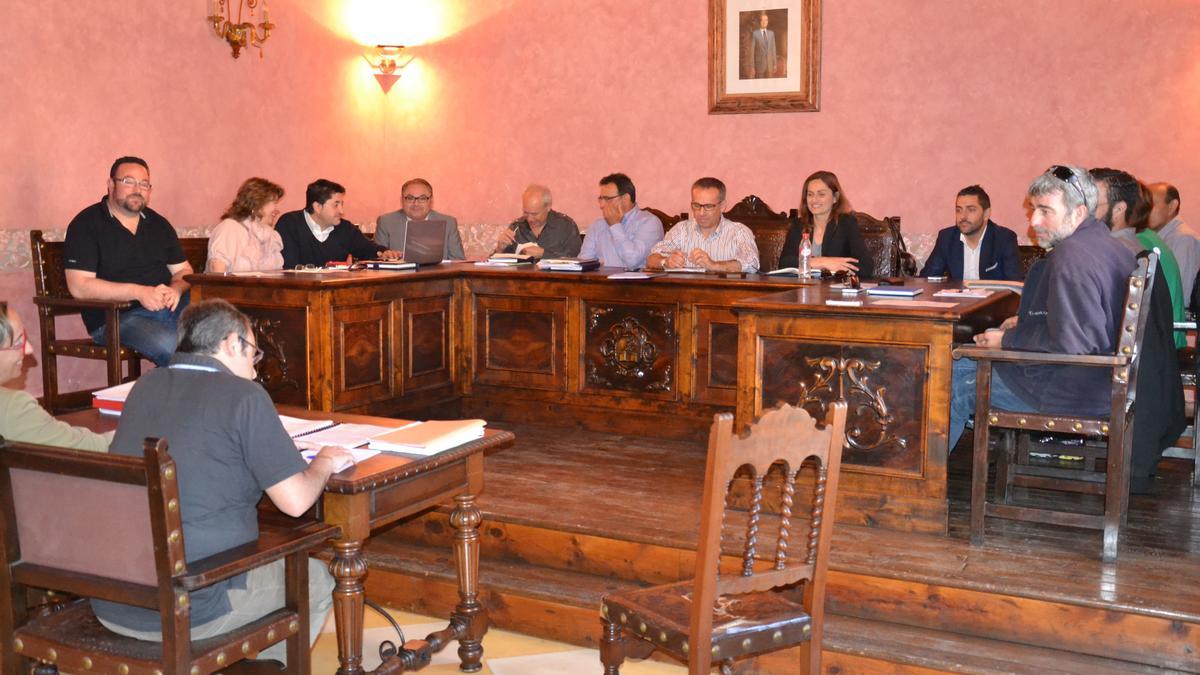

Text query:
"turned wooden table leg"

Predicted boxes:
[[449, 493, 486, 672], [330, 538, 370, 675]]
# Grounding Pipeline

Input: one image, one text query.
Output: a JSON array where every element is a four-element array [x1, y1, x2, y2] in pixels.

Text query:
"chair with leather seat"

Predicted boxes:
[[30, 231, 209, 414], [852, 212, 916, 277], [0, 437, 338, 674], [954, 254, 1156, 562], [599, 401, 847, 674]]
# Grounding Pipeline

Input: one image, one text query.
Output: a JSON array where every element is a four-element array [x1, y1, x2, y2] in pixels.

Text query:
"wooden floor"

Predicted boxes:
[[359, 422, 1200, 673]]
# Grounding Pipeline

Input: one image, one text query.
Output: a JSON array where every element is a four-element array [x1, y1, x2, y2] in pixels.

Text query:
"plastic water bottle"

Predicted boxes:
[[799, 232, 812, 276]]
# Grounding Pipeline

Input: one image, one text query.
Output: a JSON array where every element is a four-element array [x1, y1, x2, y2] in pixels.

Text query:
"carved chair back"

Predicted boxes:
[[852, 212, 915, 277], [723, 195, 791, 272], [690, 401, 847, 672], [1018, 244, 1047, 278], [643, 207, 687, 231]]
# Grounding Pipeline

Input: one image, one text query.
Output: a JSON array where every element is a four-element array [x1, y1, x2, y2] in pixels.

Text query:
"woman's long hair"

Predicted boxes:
[[798, 170, 853, 227]]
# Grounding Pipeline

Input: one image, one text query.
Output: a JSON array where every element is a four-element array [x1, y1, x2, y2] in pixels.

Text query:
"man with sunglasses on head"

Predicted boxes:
[[64, 156, 193, 367], [375, 178, 466, 261], [92, 299, 354, 667], [949, 165, 1136, 456], [647, 177, 759, 273]]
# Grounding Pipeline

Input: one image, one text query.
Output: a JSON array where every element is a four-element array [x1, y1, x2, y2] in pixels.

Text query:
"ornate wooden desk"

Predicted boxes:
[[189, 268, 1016, 533], [59, 407, 516, 675], [733, 283, 1018, 533]]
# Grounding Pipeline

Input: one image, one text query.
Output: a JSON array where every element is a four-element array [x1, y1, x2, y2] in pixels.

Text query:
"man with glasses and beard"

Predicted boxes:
[[646, 177, 759, 273], [948, 165, 1136, 451], [64, 156, 193, 367]]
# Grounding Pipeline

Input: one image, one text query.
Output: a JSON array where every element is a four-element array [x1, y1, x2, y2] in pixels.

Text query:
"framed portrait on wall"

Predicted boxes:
[[709, 0, 822, 114]]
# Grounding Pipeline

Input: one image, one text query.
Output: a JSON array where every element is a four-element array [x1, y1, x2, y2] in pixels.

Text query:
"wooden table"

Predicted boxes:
[[60, 407, 516, 675]]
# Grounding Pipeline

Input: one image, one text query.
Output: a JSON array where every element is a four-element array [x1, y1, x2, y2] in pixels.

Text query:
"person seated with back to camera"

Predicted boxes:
[[778, 170, 875, 279]]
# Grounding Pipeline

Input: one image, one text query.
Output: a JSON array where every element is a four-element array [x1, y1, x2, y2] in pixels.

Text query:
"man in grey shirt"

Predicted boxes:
[[376, 178, 466, 260], [1150, 182, 1200, 298], [494, 184, 581, 259], [92, 299, 354, 665]]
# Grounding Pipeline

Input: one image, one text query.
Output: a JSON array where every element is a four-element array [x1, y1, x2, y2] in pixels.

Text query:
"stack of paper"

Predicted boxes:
[[278, 415, 336, 439], [536, 258, 600, 272], [92, 380, 136, 416], [367, 419, 487, 456]]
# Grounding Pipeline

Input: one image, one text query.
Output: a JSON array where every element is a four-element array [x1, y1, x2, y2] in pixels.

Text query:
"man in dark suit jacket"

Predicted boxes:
[[920, 185, 1022, 280]]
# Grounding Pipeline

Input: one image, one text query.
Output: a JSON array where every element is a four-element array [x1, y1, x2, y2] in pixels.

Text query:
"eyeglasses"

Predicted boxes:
[[691, 202, 722, 212], [294, 264, 319, 271], [1047, 165, 1087, 205], [597, 194, 622, 203], [238, 335, 264, 364], [402, 195, 432, 203], [113, 176, 153, 191], [2, 327, 26, 352]]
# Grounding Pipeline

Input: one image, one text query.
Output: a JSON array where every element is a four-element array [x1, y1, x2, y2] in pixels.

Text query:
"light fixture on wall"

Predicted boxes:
[[363, 45, 413, 94], [207, 0, 274, 59]]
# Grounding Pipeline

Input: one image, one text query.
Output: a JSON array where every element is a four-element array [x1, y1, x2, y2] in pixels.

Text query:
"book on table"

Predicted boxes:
[[92, 380, 136, 416], [865, 286, 925, 297], [536, 258, 600, 272], [367, 419, 487, 456], [361, 260, 417, 271], [488, 253, 538, 265]]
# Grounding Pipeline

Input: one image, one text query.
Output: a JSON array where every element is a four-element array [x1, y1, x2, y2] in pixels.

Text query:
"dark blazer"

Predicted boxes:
[[919, 221, 1022, 280], [778, 212, 874, 279], [275, 210, 382, 269]]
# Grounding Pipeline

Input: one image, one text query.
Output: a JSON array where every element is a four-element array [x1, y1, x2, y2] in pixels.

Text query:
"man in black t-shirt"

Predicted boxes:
[[93, 299, 354, 665], [63, 156, 193, 366]]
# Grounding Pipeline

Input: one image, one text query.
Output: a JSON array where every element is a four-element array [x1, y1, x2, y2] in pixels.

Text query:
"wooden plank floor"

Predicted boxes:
[[472, 422, 1200, 623]]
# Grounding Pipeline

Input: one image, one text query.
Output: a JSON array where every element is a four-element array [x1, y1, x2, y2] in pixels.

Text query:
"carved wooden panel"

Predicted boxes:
[[473, 294, 566, 390], [332, 302, 393, 408], [583, 301, 677, 399], [693, 306, 738, 406], [238, 305, 308, 407], [759, 337, 926, 477], [403, 294, 452, 393]]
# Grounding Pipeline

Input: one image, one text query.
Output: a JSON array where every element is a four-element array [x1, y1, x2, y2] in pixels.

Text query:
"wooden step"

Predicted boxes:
[[352, 540, 1166, 674]]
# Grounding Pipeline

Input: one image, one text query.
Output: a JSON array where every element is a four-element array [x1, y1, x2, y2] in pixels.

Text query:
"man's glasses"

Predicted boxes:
[[403, 195, 432, 203], [1047, 165, 1087, 205], [597, 195, 622, 203], [294, 264, 320, 271], [691, 202, 722, 213], [2, 327, 26, 352], [113, 176, 153, 191], [238, 335, 264, 364]]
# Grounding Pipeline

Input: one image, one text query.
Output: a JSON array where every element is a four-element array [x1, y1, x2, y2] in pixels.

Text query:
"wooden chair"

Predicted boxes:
[[30, 231, 208, 413], [955, 254, 1156, 562], [599, 401, 847, 674], [1017, 244, 1047, 278], [0, 437, 339, 674], [852, 212, 916, 277], [723, 196, 791, 272], [643, 207, 687, 231]]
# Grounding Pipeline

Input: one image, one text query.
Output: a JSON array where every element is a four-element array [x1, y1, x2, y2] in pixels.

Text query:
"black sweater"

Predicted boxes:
[[276, 210, 381, 268]]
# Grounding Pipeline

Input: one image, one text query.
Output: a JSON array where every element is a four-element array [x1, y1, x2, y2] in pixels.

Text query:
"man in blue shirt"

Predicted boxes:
[[579, 173, 663, 269], [920, 185, 1022, 281]]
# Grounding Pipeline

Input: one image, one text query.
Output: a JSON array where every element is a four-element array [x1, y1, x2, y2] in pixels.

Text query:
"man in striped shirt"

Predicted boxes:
[[647, 177, 760, 273]]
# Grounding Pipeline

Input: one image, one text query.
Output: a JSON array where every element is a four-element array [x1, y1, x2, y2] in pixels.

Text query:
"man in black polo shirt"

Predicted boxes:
[[92, 299, 355, 665], [275, 178, 394, 268], [64, 156, 192, 366]]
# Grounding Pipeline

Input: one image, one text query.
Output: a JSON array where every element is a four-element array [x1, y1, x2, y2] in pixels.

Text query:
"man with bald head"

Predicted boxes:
[[1149, 182, 1200, 298], [494, 184, 581, 259]]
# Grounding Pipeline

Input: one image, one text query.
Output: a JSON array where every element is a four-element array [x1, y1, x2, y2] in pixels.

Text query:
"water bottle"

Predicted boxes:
[[799, 232, 812, 276]]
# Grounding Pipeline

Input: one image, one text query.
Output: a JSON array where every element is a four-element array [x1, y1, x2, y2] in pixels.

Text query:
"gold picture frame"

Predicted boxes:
[[709, 0, 822, 114]]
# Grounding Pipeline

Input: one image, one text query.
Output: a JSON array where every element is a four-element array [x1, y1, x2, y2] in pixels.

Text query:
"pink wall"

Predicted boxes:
[[4, 0, 1200, 395]]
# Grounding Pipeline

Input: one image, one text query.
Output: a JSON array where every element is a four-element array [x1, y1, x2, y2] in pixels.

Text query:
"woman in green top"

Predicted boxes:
[[0, 301, 111, 452]]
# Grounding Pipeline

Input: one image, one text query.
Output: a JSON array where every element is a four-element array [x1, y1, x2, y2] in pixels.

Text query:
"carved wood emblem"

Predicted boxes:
[[797, 355, 905, 453], [585, 305, 674, 393]]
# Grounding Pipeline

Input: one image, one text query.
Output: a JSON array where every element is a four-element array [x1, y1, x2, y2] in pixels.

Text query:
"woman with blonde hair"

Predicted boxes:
[[207, 177, 286, 273]]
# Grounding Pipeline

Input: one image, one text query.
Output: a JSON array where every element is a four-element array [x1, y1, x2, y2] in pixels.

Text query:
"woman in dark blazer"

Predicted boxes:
[[778, 170, 875, 279]]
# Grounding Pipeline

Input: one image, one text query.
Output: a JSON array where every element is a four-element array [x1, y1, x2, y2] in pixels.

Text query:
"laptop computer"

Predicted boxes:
[[402, 220, 448, 266]]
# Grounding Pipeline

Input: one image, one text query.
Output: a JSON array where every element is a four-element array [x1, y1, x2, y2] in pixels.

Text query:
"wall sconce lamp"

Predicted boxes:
[[363, 45, 414, 94], [207, 0, 273, 59]]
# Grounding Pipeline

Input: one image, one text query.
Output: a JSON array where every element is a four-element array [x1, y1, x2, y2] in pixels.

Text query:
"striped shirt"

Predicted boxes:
[[650, 217, 760, 272]]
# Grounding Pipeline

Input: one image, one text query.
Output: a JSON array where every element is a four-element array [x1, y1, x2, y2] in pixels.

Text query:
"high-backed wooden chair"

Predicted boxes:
[[723, 196, 791, 272], [599, 401, 847, 674], [0, 437, 338, 674], [852, 212, 916, 277], [643, 206, 687, 231], [955, 255, 1156, 562], [1017, 244, 1047, 278], [30, 231, 208, 413]]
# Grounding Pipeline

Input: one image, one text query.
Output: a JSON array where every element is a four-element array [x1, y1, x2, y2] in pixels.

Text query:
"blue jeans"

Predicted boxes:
[[89, 293, 190, 367], [949, 357, 1033, 451]]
